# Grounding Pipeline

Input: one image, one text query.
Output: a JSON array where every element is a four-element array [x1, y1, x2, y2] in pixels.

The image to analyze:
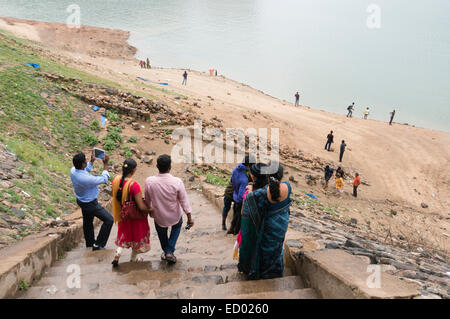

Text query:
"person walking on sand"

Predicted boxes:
[[353, 173, 361, 198], [324, 130, 334, 152], [347, 102, 355, 117], [364, 107, 370, 119], [70, 151, 113, 251], [389, 109, 396, 125], [144, 155, 194, 264], [339, 140, 347, 162], [222, 181, 234, 231], [111, 159, 152, 267], [294, 92, 300, 106], [182, 71, 188, 85], [324, 165, 334, 189]]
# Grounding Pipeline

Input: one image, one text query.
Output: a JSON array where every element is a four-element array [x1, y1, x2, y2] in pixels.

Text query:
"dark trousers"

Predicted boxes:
[[77, 199, 113, 248], [182, 78, 187, 85], [222, 196, 233, 219], [155, 217, 183, 255], [353, 185, 358, 197], [339, 150, 344, 162], [347, 110, 352, 117], [230, 202, 243, 235], [325, 141, 332, 151]]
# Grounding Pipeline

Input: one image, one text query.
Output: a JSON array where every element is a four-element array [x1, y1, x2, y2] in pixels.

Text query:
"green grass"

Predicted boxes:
[[127, 136, 137, 143], [205, 173, 229, 187], [90, 120, 101, 132], [18, 280, 29, 291]]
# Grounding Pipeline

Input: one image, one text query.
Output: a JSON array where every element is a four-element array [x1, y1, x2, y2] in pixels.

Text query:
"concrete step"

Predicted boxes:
[[190, 275, 306, 299], [226, 288, 318, 299]]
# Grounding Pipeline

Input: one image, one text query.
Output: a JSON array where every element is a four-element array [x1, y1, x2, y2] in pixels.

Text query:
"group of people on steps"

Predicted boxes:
[[70, 152, 194, 266], [71, 151, 291, 280]]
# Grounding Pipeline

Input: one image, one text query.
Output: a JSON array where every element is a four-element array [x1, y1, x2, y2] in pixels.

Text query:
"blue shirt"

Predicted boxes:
[[231, 163, 249, 203], [70, 162, 110, 203]]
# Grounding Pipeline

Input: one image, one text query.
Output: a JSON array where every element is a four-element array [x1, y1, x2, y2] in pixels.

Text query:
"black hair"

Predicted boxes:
[[157, 154, 171, 173], [73, 153, 86, 170], [268, 163, 284, 202], [243, 154, 256, 167], [250, 163, 269, 190], [116, 158, 137, 202]]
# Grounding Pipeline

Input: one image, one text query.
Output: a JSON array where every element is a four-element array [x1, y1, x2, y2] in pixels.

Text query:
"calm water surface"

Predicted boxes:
[[1, 0, 449, 132]]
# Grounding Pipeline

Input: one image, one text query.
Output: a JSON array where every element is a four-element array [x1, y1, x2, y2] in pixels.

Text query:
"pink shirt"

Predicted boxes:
[[144, 173, 192, 227]]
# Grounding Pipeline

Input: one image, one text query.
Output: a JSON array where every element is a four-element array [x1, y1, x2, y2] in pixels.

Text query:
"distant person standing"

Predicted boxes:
[[70, 152, 113, 251], [353, 173, 361, 197], [339, 140, 347, 162], [324, 130, 334, 151], [364, 107, 370, 119], [146, 58, 150, 69], [324, 165, 334, 189], [347, 102, 355, 117], [389, 110, 396, 125], [294, 92, 300, 106], [182, 71, 188, 85]]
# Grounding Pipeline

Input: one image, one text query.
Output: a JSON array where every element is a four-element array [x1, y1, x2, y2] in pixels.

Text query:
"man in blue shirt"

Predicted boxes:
[[70, 152, 113, 250]]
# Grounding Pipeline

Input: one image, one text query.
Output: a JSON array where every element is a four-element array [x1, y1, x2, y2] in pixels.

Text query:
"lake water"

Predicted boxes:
[[1, 0, 449, 132]]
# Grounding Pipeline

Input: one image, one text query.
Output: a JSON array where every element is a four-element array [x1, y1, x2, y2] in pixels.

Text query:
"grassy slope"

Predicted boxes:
[[0, 32, 125, 241]]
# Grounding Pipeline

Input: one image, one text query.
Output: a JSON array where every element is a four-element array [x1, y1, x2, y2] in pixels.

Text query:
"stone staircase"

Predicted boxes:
[[17, 191, 318, 299]]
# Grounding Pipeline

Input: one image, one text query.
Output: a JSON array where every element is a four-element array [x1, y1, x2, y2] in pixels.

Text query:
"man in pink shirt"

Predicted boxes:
[[144, 154, 194, 264]]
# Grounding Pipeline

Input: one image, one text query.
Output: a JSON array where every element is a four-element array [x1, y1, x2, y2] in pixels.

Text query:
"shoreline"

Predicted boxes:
[[1, 16, 448, 133], [0, 17, 449, 216]]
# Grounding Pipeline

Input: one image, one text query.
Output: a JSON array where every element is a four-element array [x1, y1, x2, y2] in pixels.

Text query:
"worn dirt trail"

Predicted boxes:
[[17, 190, 316, 299]]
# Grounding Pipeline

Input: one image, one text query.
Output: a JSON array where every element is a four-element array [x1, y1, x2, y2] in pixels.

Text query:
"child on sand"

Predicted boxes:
[[364, 107, 370, 119], [336, 176, 344, 194], [353, 173, 361, 197]]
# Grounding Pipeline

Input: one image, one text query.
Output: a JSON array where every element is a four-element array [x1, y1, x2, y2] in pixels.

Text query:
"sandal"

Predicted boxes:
[[131, 256, 144, 262], [111, 254, 120, 268], [165, 254, 177, 264]]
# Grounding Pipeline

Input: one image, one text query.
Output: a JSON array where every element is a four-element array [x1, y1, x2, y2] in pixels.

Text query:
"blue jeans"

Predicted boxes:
[[154, 217, 183, 254]]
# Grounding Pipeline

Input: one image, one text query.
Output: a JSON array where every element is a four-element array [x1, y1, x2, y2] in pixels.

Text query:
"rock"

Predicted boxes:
[[189, 176, 195, 182], [286, 240, 303, 249], [0, 181, 13, 189], [132, 122, 140, 130], [10, 208, 25, 219], [164, 139, 170, 144], [104, 185, 113, 196], [289, 176, 296, 182], [344, 239, 364, 249], [325, 242, 340, 249], [390, 209, 397, 216], [143, 157, 153, 165], [350, 218, 358, 224], [421, 203, 429, 209]]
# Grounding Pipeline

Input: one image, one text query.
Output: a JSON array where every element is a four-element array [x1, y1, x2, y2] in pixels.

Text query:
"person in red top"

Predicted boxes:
[[111, 159, 152, 267], [353, 173, 361, 197]]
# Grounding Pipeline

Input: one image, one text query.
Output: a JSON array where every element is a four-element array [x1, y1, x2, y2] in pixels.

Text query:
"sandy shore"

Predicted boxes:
[[1, 17, 449, 248]]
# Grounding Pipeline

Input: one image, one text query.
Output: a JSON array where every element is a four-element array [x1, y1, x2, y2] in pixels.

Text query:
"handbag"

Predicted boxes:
[[119, 181, 147, 221]]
